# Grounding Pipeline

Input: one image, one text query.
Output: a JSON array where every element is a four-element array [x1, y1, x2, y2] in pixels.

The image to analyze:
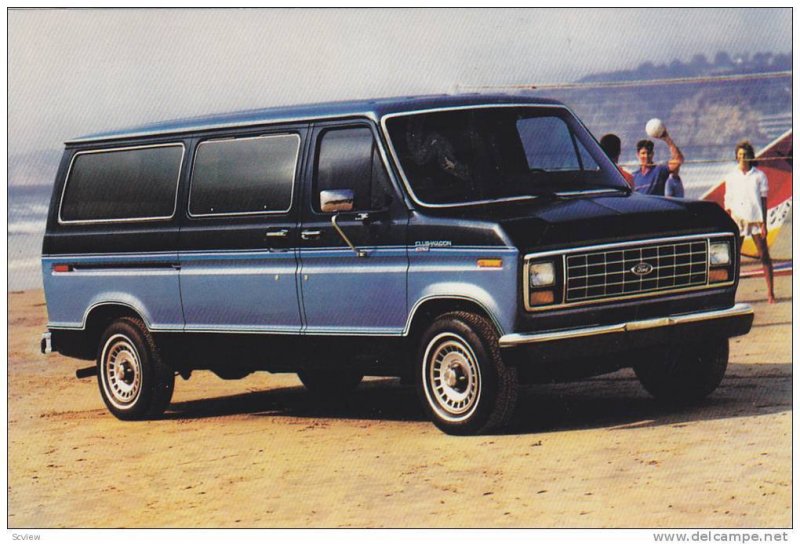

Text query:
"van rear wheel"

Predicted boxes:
[[418, 312, 518, 435], [97, 317, 174, 420]]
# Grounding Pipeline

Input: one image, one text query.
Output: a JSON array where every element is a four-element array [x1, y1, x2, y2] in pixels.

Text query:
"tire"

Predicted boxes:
[[418, 312, 518, 435], [97, 317, 175, 420], [298, 367, 363, 396], [634, 339, 729, 404]]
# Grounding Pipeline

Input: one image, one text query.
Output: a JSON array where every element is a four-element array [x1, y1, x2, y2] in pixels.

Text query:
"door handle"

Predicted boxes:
[[300, 229, 322, 240], [266, 229, 289, 238]]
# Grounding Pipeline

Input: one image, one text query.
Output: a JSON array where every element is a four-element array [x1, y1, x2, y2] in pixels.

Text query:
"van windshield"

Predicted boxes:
[[384, 106, 627, 206]]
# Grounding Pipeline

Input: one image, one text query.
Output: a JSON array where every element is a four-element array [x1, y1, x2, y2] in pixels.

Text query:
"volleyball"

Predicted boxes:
[[645, 118, 666, 138]]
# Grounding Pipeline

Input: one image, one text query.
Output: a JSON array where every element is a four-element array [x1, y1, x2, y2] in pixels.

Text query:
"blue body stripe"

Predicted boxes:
[[43, 247, 519, 336]]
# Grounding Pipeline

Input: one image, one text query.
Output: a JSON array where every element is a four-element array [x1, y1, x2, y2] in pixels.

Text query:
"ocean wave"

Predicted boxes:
[[8, 258, 43, 290], [8, 220, 46, 235], [9, 203, 49, 216], [8, 257, 41, 270]]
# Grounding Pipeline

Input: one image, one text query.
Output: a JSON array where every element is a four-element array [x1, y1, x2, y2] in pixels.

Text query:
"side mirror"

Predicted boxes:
[[320, 189, 354, 213]]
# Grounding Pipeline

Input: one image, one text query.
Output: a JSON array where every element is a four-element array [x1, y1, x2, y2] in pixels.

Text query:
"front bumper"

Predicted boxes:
[[499, 303, 753, 349]]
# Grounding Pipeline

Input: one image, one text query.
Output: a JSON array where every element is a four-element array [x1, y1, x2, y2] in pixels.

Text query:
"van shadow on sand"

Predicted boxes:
[[163, 362, 791, 435]]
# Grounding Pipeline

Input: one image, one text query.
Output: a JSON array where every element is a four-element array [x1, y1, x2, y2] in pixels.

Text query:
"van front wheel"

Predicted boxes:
[[97, 317, 174, 420], [634, 339, 729, 404], [418, 312, 518, 435]]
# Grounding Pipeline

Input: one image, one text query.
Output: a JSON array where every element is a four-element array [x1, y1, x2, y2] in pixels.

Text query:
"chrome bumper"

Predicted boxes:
[[498, 303, 754, 348]]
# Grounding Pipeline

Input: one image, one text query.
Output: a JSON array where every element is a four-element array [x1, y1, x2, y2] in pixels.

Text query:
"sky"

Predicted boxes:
[[7, 7, 793, 180]]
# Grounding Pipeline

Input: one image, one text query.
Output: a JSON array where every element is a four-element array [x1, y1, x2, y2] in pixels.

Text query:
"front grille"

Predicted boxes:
[[565, 240, 708, 303]]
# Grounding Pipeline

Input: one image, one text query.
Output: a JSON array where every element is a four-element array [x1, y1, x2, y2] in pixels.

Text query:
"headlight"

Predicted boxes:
[[709, 241, 731, 266], [529, 261, 556, 287]]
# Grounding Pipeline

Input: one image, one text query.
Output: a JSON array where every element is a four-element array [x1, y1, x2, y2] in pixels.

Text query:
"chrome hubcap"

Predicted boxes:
[[443, 363, 467, 391], [424, 334, 481, 421], [102, 336, 142, 407]]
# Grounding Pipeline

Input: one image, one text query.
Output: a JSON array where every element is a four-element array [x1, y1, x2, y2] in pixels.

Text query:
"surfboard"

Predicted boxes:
[[701, 130, 792, 257], [740, 260, 793, 279]]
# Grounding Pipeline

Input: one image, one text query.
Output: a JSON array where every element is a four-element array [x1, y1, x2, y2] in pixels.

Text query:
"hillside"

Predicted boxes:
[[533, 51, 792, 165]]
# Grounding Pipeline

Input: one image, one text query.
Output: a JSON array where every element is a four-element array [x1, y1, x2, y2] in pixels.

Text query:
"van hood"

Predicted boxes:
[[479, 193, 736, 251]]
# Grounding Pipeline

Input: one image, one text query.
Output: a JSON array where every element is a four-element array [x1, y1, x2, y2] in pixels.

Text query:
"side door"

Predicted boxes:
[[178, 127, 306, 332], [298, 122, 409, 335]]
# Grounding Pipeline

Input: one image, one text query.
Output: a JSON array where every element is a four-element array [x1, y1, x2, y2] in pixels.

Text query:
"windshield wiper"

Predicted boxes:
[[529, 186, 627, 201], [553, 186, 630, 197]]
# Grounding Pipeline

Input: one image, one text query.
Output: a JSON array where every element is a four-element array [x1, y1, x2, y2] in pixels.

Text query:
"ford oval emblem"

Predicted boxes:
[[631, 262, 654, 276]]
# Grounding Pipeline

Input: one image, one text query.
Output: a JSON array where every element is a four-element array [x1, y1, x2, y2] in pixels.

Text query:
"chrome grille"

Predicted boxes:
[[565, 240, 708, 303]]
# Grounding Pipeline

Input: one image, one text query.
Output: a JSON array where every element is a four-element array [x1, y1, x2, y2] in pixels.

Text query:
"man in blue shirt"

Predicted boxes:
[[633, 130, 684, 196]]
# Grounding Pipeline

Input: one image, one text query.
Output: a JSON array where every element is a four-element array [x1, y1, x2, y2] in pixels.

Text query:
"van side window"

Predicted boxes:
[[60, 144, 183, 222], [189, 134, 300, 216], [314, 127, 391, 212]]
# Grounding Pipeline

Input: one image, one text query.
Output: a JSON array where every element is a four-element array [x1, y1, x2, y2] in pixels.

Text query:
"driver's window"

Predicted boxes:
[[314, 126, 391, 212]]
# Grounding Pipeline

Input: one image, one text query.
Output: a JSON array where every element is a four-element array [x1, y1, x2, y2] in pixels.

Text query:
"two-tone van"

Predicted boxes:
[[41, 94, 754, 434]]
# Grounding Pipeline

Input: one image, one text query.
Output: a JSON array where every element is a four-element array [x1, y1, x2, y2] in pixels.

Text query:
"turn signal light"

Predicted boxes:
[[709, 269, 729, 283], [52, 264, 72, 273], [530, 290, 555, 306], [477, 258, 503, 269]]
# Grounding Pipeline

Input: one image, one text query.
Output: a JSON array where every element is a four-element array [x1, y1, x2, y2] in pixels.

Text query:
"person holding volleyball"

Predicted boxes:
[[632, 118, 684, 196]]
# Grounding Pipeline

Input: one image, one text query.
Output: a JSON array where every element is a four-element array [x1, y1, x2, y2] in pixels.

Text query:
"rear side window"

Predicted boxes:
[[189, 134, 300, 216], [314, 127, 391, 212], [60, 144, 184, 222]]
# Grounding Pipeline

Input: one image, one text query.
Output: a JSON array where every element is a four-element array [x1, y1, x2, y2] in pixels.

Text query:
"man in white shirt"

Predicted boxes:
[[723, 140, 775, 303]]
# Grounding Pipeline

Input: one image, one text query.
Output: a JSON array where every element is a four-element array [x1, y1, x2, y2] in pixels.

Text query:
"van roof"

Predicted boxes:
[[67, 93, 564, 144]]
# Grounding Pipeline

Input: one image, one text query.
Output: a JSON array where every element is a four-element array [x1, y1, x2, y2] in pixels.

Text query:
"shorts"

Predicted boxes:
[[734, 216, 763, 237]]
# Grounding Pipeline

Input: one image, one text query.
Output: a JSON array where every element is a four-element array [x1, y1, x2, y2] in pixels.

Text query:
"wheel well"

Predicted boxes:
[[84, 304, 145, 351], [53, 304, 146, 360], [407, 298, 499, 343]]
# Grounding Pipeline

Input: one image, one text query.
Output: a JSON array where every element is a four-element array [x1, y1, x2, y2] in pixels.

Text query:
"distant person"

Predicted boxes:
[[632, 126, 684, 195], [723, 140, 775, 303], [599, 133, 634, 188], [664, 159, 685, 198]]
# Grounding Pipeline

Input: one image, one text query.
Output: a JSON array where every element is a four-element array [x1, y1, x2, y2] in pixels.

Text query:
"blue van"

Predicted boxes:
[[41, 95, 753, 434]]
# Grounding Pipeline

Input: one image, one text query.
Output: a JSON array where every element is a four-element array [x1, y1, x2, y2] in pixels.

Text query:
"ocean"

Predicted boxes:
[[9, 184, 52, 291], [6, 162, 741, 292]]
